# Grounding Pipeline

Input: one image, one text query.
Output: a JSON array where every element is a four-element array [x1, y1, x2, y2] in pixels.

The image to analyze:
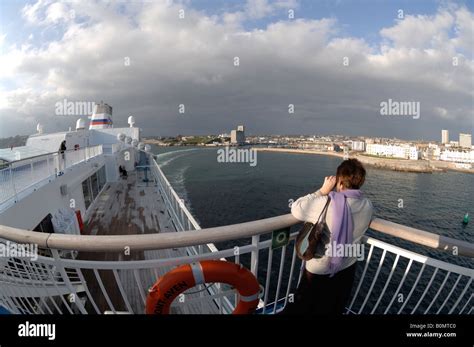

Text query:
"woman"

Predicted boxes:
[[283, 158, 373, 314]]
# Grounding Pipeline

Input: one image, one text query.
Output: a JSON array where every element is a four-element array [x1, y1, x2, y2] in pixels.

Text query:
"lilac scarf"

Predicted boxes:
[[327, 189, 363, 276]]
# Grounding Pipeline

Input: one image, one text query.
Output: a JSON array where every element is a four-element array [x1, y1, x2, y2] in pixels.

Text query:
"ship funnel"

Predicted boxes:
[[89, 101, 113, 129], [76, 118, 86, 130], [128, 116, 135, 128], [36, 123, 43, 134]]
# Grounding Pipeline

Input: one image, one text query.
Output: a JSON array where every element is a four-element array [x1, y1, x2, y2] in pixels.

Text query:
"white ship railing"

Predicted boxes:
[[102, 143, 122, 154], [0, 151, 472, 315], [0, 145, 103, 211]]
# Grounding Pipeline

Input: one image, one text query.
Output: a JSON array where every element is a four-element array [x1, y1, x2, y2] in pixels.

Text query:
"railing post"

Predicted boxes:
[[56, 153, 60, 175], [30, 159, 34, 182], [51, 249, 88, 314], [250, 235, 260, 277], [9, 166, 17, 201]]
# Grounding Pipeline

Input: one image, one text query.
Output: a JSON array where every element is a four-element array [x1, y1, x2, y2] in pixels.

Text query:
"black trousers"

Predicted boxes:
[[281, 263, 357, 315]]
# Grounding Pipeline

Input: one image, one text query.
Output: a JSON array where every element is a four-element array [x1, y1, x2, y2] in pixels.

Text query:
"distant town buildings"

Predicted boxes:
[[441, 130, 449, 144], [424, 143, 441, 160], [440, 149, 474, 163], [424, 130, 474, 164], [146, 128, 473, 168], [459, 133, 472, 149], [440, 130, 472, 149], [230, 125, 245, 145], [366, 143, 420, 160]]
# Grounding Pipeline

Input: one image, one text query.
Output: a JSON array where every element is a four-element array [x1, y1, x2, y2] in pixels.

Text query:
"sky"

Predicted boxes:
[[0, 0, 473, 140]]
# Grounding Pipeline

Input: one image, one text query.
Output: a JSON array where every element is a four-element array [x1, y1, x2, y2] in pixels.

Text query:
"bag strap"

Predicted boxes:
[[315, 196, 331, 224]]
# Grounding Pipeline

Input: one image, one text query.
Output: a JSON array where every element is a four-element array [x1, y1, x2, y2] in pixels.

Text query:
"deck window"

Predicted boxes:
[[90, 172, 99, 199], [82, 165, 107, 211], [82, 179, 92, 210], [97, 165, 106, 191]]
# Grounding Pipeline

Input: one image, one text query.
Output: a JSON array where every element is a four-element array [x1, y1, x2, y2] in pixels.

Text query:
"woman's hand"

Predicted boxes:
[[319, 176, 336, 195]]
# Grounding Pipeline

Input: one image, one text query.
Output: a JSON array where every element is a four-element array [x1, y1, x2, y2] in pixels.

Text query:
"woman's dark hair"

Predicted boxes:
[[336, 159, 366, 189]]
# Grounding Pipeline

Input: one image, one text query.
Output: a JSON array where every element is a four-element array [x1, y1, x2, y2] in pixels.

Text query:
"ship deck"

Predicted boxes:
[[78, 169, 219, 314]]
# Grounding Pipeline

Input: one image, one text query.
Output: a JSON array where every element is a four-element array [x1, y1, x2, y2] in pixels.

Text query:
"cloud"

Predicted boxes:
[[21, 0, 49, 24], [380, 10, 455, 49], [0, 1, 472, 140], [434, 106, 449, 119], [245, 0, 298, 19], [452, 7, 474, 52], [246, 0, 273, 19], [45, 2, 70, 24]]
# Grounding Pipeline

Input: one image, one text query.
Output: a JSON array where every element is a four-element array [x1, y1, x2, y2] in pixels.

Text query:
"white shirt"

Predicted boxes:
[[291, 190, 373, 275]]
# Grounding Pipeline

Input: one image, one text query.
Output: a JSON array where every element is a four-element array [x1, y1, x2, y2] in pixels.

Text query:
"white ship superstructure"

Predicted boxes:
[[0, 104, 472, 315]]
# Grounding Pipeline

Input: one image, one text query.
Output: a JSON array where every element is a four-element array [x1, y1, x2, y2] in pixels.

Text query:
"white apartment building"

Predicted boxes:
[[459, 133, 472, 149], [441, 130, 449, 144], [440, 149, 474, 163], [351, 141, 366, 151], [366, 143, 420, 160], [409, 146, 421, 160]]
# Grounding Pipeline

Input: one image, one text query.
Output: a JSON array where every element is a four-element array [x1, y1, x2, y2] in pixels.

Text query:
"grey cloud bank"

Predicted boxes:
[[0, 1, 472, 140]]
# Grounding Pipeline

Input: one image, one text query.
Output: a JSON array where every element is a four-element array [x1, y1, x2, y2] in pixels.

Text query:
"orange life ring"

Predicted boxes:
[[146, 260, 260, 314]]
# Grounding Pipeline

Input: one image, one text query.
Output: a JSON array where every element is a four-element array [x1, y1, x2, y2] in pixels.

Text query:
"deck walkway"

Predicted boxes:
[[78, 168, 220, 314]]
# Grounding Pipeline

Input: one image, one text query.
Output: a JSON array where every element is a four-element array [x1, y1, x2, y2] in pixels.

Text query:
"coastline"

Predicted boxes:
[[254, 148, 474, 174]]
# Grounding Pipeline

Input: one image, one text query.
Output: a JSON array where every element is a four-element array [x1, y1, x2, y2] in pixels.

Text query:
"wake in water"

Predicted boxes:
[[155, 148, 199, 167], [154, 148, 201, 226], [169, 165, 190, 201]]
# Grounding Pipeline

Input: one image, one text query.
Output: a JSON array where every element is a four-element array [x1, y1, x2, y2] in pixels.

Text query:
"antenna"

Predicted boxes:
[[128, 116, 136, 128]]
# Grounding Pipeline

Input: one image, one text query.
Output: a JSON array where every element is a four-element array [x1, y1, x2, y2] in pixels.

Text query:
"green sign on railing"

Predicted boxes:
[[272, 227, 290, 250]]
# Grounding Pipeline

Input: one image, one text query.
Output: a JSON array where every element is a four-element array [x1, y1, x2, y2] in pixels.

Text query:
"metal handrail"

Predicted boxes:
[[151, 158, 201, 230], [0, 214, 472, 257], [2, 145, 102, 167]]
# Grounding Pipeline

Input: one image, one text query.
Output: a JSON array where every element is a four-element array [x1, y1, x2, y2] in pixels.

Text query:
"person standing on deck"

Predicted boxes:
[[282, 159, 373, 314], [58, 140, 67, 174]]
